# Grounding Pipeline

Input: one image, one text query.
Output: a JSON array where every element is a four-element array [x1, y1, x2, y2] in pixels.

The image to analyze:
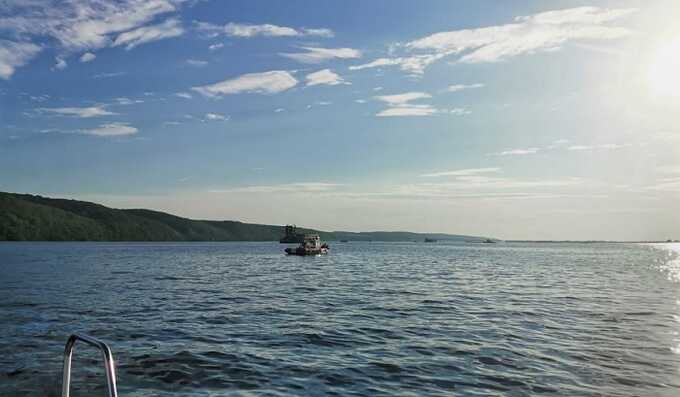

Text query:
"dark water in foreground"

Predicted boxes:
[[1, 242, 680, 396]]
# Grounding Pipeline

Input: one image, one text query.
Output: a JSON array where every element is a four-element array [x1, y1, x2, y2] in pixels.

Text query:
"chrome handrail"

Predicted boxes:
[[62, 333, 119, 397]]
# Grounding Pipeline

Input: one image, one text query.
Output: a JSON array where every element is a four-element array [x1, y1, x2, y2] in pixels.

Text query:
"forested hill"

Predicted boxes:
[[0, 192, 492, 242]]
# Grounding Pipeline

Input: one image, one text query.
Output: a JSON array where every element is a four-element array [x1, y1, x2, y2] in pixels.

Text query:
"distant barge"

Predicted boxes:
[[280, 224, 305, 243]]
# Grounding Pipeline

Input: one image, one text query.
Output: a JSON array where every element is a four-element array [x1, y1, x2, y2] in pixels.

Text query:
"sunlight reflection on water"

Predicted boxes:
[[648, 243, 680, 359], [649, 243, 680, 283]]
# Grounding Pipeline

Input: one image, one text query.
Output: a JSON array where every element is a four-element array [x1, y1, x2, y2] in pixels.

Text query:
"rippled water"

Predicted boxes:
[[1, 242, 680, 396]]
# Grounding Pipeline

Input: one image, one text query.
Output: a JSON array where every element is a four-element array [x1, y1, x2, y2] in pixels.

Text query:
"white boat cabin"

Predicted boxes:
[[303, 234, 322, 250]]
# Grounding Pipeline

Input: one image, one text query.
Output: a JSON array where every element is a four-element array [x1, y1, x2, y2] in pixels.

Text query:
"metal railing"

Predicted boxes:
[[62, 333, 119, 397]]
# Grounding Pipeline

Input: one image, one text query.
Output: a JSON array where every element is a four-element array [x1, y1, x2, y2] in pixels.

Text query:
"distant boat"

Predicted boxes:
[[285, 234, 329, 256], [340, 239, 349, 243], [483, 239, 496, 244], [280, 224, 305, 243], [424, 238, 437, 243]]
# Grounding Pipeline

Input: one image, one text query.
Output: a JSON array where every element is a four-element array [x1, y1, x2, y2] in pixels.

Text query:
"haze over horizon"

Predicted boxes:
[[2, 0, 680, 241]]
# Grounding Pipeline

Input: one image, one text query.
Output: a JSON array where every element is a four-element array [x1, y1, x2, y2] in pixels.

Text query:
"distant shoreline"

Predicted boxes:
[[0, 191, 492, 243], [507, 240, 678, 244]]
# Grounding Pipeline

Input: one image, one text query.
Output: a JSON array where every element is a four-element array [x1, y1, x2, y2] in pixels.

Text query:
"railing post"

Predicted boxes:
[[61, 333, 119, 397]]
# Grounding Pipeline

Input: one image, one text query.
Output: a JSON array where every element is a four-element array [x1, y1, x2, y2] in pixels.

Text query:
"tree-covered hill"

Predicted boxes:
[[0, 192, 492, 242]]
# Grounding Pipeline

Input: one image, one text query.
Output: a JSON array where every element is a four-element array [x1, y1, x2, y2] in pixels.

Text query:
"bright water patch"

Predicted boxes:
[[1, 242, 680, 396]]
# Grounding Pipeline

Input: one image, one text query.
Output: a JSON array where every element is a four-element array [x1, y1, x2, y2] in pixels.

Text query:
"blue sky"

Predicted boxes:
[[2, 0, 680, 240]]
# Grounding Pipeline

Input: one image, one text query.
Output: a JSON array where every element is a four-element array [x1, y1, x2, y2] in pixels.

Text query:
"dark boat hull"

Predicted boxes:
[[285, 247, 329, 256]]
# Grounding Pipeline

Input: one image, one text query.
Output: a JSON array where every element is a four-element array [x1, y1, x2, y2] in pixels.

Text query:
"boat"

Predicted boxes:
[[279, 224, 305, 243], [424, 238, 437, 243], [285, 234, 329, 256], [483, 239, 496, 244]]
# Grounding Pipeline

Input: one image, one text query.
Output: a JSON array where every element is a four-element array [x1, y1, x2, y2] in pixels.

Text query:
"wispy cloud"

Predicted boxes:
[[352, 7, 636, 75], [112, 97, 143, 106], [421, 167, 501, 178], [204, 112, 228, 121], [92, 71, 126, 79], [447, 83, 484, 92], [211, 182, 341, 194], [0, 40, 41, 79], [37, 105, 116, 118], [372, 91, 467, 117], [196, 22, 333, 38], [82, 122, 138, 137], [491, 147, 541, 156], [192, 70, 298, 97], [567, 143, 632, 151], [349, 54, 446, 75], [186, 59, 208, 67], [375, 92, 432, 106], [374, 92, 435, 117], [208, 43, 224, 51], [175, 92, 192, 99], [281, 47, 361, 64], [112, 18, 183, 50], [305, 69, 347, 86]]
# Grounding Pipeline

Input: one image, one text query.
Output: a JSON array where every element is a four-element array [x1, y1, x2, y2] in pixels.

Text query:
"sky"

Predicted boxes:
[[1, 0, 680, 241]]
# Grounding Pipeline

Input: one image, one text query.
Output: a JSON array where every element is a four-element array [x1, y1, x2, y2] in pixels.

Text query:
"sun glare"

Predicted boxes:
[[648, 38, 680, 98]]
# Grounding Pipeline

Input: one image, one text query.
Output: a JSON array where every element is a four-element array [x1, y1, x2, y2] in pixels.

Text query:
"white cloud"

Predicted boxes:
[[374, 92, 444, 117], [192, 70, 298, 97], [80, 52, 96, 62], [374, 92, 432, 106], [274, 108, 285, 113], [447, 83, 484, 92], [204, 112, 228, 121], [353, 7, 636, 75], [301, 28, 335, 38], [567, 143, 631, 151], [376, 105, 437, 117], [355, 99, 367, 104], [448, 108, 471, 115], [280, 47, 361, 64], [196, 22, 333, 38], [113, 97, 143, 105], [37, 105, 116, 118], [175, 92, 192, 99], [0, 0, 182, 51], [493, 148, 541, 156], [186, 59, 208, 67], [82, 122, 138, 137], [349, 54, 447, 75], [421, 167, 501, 177], [29, 94, 50, 102], [112, 18, 183, 50], [305, 69, 347, 86], [54, 57, 67, 70], [208, 43, 224, 51]]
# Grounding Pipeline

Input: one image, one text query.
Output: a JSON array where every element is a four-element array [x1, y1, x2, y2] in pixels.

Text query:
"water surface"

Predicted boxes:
[[1, 242, 679, 396]]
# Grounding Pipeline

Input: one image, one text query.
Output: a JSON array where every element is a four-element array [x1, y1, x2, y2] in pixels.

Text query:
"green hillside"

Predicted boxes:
[[0, 192, 492, 242]]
